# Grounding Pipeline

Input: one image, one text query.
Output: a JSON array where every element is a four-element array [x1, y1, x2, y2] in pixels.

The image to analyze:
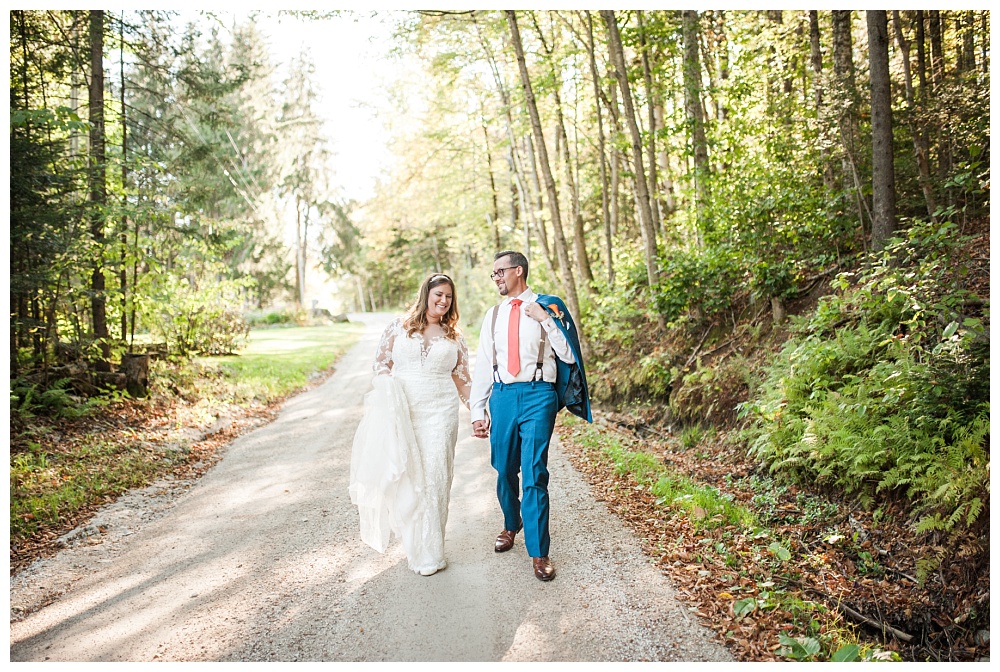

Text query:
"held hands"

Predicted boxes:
[[472, 418, 490, 439]]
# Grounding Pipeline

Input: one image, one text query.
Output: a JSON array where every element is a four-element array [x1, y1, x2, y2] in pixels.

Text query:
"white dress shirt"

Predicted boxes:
[[470, 289, 576, 423]]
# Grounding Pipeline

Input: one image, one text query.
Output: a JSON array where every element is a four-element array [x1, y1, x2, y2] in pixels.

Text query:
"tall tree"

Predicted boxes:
[[809, 10, 836, 190], [892, 11, 937, 220], [602, 10, 659, 293], [637, 10, 662, 233], [831, 10, 868, 234], [682, 10, 710, 230], [89, 10, 111, 370], [529, 11, 594, 292], [867, 10, 896, 250], [280, 51, 329, 307], [506, 10, 580, 321], [582, 11, 613, 284]]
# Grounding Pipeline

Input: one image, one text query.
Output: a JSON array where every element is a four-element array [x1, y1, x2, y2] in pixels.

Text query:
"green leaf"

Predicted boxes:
[[831, 644, 861, 661], [733, 598, 757, 617], [942, 321, 959, 338], [768, 541, 791, 562]]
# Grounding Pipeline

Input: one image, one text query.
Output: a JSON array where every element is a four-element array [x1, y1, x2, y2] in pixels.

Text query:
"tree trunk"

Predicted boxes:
[[929, 10, 944, 86], [89, 10, 111, 371], [868, 10, 896, 251], [928, 11, 951, 183], [530, 12, 594, 293], [602, 10, 659, 295], [961, 11, 976, 72], [476, 25, 556, 273], [522, 134, 555, 272], [606, 74, 622, 239], [119, 14, 129, 348], [913, 11, 935, 194], [584, 11, 614, 284], [638, 11, 662, 234], [809, 10, 836, 191], [481, 111, 502, 250], [506, 11, 580, 321], [832, 10, 866, 237], [121, 353, 149, 398], [892, 11, 937, 221], [682, 10, 711, 230], [294, 195, 305, 306]]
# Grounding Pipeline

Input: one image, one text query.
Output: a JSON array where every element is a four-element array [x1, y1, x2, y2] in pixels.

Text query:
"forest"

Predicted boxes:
[[9, 9, 990, 662]]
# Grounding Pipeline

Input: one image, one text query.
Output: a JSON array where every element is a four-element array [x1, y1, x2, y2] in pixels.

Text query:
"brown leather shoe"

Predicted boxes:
[[495, 529, 518, 553], [532, 556, 555, 581]]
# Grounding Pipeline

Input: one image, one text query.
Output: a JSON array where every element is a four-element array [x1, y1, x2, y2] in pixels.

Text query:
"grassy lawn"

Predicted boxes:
[[10, 323, 365, 557], [196, 323, 367, 404]]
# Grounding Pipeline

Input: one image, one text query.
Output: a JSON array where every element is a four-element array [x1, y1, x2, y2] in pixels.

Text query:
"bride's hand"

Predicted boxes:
[[472, 419, 489, 439]]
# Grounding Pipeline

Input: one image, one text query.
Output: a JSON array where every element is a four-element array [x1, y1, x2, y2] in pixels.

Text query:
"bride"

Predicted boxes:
[[349, 273, 472, 576]]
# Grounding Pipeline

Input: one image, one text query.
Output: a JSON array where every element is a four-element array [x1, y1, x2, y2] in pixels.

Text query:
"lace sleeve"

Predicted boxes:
[[452, 333, 472, 408], [374, 319, 399, 376]]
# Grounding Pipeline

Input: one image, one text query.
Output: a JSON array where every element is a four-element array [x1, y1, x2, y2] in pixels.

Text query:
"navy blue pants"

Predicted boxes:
[[489, 381, 559, 558]]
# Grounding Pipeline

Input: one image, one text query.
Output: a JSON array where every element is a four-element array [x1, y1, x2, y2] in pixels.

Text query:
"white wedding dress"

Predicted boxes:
[[349, 318, 471, 575]]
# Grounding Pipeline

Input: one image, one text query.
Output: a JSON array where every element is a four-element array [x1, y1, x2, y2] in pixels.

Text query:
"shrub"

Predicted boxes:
[[145, 271, 251, 357], [653, 245, 742, 325], [738, 221, 989, 531], [670, 354, 754, 426]]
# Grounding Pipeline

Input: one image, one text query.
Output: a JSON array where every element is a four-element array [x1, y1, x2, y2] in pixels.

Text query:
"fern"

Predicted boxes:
[[741, 220, 989, 532]]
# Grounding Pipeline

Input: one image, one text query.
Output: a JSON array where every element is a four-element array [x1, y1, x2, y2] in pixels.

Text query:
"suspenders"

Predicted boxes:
[[491, 303, 547, 383]]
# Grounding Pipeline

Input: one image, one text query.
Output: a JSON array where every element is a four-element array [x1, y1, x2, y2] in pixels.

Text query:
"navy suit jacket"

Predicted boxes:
[[536, 295, 592, 423]]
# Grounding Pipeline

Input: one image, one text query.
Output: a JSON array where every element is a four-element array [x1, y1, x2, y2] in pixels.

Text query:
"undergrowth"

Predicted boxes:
[[738, 220, 989, 535]]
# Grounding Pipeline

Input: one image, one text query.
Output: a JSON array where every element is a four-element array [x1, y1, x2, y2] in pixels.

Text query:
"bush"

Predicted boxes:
[[671, 354, 754, 427], [653, 245, 742, 325], [145, 270, 251, 356], [246, 307, 306, 327], [738, 221, 989, 531]]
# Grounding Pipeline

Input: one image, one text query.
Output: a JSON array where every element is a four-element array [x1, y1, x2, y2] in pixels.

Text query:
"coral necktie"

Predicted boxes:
[[507, 299, 522, 376]]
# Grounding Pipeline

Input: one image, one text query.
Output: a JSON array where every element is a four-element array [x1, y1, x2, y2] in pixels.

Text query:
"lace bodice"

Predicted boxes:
[[373, 318, 472, 406]]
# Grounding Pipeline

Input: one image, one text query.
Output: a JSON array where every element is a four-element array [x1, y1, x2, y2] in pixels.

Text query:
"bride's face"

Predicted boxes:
[[426, 284, 453, 322]]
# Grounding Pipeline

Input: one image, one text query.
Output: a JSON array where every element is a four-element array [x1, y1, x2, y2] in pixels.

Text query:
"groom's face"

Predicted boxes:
[[493, 256, 515, 296]]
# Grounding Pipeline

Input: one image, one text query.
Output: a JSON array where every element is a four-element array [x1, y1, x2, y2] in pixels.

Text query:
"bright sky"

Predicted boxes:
[[217, 9, 405, 203]]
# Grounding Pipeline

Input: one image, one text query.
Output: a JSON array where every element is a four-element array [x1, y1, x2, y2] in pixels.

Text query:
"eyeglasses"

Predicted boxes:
[[490, 266, 517, 281]]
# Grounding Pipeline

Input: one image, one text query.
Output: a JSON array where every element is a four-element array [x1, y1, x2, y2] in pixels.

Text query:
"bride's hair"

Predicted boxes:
[[403, 273, 461, 340]]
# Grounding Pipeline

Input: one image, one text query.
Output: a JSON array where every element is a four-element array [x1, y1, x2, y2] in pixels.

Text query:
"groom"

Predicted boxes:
[[470, 250, 592, 581]]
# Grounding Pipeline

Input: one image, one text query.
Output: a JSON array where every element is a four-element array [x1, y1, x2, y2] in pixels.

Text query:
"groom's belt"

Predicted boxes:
[[491, 380, 555, 388]]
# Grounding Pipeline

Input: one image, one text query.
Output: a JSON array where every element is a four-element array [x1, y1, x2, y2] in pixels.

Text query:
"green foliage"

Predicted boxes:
[[777, 633, 821, 661], [739, 221, 989, 531], [207, 323, 366, 404], [10, 437, 185, 543], [670, 355, 754, 426], [10, 378, 109, 421], [653, 245, 742, 324], [11, 324, 364, 544], [145, 267, 252, 356], [246, 308, 306, 327], [830, 644, 860, 662], [570, 423, 757, 531]]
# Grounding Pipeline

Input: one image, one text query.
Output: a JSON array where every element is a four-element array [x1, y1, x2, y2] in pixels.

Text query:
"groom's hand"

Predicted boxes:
[[472, 419, 489, 439], [524, 301, 549, 323]]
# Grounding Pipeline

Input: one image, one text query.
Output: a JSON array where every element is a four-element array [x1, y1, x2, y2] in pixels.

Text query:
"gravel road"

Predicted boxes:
[[9, 312, 734, 662]]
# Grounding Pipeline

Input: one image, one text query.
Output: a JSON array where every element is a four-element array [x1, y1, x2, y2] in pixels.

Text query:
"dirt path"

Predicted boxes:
[[9, 313, 733, 662]]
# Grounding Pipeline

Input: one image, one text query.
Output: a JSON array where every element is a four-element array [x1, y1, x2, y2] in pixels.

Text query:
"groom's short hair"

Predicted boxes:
[[495, 250, 529, 282]]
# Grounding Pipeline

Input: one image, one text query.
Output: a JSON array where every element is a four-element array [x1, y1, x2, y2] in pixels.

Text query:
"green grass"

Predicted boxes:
[[11, 323, 365, 548], [10, 439, 181, 542], [196, 323, 365, 404], [565, 418, 756, 531]]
